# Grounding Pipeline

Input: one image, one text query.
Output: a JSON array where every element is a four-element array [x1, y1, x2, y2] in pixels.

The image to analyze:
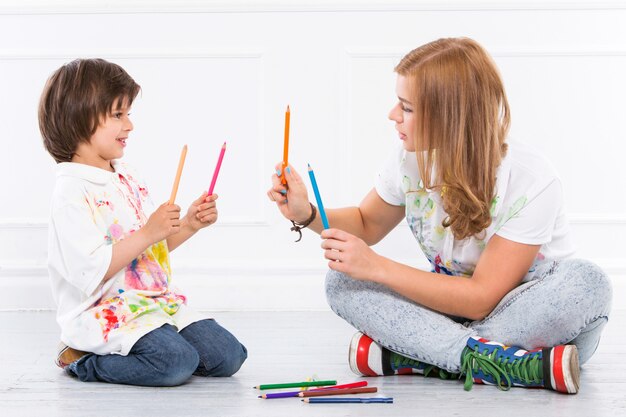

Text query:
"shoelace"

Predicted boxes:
[[461, 346, 543, 391]]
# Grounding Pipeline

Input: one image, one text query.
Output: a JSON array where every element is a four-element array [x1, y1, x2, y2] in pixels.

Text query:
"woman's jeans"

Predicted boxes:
[[69, 319, 248, 386], [325, 259, 612, 373]]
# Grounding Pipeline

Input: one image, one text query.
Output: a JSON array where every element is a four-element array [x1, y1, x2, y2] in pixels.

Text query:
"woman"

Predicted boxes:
[[267, 37, 611, 394]]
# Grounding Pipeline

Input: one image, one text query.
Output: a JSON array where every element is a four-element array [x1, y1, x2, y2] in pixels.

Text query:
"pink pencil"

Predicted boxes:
[[208, 142, 227, 196]]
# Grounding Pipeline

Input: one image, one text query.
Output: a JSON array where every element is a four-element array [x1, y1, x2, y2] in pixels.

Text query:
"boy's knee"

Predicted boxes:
[[155, 343, 200, 386], [219, 343, 248, 377], [200, 342, 248, 377]]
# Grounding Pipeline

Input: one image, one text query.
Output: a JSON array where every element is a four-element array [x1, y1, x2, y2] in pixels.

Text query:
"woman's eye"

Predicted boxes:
[[401, 105, 413, 113]]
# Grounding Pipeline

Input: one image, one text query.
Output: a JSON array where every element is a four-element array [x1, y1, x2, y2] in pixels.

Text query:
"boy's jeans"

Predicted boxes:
[[69, 319, 247, 386], [325, 259, 612, 373]]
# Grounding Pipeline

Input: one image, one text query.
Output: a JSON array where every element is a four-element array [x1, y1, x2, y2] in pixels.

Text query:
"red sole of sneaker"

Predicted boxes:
[[550, 345, 580, 394], [349, 333, 378, 377]]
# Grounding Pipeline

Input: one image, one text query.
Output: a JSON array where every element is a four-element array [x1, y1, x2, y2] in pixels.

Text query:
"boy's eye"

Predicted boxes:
[[113, 112, 123, 119]]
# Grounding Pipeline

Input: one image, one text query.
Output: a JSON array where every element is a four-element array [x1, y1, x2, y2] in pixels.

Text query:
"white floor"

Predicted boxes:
[[1, 310, 625, 417]]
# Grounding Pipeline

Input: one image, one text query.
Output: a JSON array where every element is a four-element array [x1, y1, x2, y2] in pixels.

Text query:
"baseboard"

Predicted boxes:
[[1, 259, 624, 311]]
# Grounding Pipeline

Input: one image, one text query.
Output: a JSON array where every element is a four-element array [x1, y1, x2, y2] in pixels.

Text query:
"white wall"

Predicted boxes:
[[0, 0, 624, 311]]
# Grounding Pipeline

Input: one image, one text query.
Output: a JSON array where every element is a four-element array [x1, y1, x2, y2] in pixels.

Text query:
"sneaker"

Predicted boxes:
[[55, 343, 89, 369], [461, 336, 580, 394], [348, 332, 455, 378]]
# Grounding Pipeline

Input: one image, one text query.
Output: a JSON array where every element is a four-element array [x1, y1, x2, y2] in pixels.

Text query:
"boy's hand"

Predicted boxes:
[[267, 163, 312, 223], [143, 202, 181, 243], [186, 192, 218, 232]]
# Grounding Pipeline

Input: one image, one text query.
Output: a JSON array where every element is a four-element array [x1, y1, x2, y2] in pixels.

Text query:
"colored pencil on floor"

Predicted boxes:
[[253, 379, 337, 390], [298, 387, 377, 397], [312, 381, 367, 391], [302, 397, 394, 404], [307, 163, 329, 229], [258, 381, 368, 399]]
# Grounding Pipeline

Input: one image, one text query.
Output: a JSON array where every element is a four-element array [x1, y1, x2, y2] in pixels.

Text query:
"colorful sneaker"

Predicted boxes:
[[348, 332, 455, 378], [55, 342, 89, 369], [460, 336, 580, 394]]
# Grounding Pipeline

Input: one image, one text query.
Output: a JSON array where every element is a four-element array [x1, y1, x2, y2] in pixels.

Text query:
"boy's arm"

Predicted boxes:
[[104, 202, 182, 280], [166, 193, 218, 252], [103, 228, 153, 281], [165, 218, 197, 252]]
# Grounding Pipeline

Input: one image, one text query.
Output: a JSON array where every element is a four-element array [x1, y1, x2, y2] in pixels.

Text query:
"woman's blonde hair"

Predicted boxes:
[[395, 38, 510, 240]]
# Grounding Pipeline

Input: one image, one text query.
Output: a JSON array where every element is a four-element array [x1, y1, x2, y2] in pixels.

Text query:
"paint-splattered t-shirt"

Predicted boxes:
[[375, 140, 575, 280], [48, 161, 203, 355]]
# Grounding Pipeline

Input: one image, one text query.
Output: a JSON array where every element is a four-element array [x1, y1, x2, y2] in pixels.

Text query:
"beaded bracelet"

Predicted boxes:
[[290, 203, 317, 242]]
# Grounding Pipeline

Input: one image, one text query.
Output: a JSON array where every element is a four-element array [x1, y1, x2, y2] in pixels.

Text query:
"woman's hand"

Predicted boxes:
[[267, 163, 312, 223], [321, 228, 385, 281], [185, 192, 218, 232]]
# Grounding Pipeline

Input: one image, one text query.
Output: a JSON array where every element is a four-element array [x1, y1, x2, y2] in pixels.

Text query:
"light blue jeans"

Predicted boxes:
[[68, 319, 248, 386], [325, 259, 612, 373]]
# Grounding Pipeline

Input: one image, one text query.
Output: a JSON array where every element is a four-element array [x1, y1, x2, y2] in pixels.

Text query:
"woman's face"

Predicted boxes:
[[388, 75, 416, 152]]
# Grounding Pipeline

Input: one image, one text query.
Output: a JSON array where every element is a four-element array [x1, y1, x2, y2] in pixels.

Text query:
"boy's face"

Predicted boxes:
[[73, 98, 133, 170]]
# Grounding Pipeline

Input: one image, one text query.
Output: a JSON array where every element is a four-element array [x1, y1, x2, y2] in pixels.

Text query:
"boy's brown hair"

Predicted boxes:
[[38, 58, 141, 163]]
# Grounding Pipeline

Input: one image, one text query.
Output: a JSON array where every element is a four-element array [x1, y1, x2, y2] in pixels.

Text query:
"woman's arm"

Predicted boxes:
[[322, 231, 540, 320], [268, 165, 405, 244], [308, 189, 404, 245]]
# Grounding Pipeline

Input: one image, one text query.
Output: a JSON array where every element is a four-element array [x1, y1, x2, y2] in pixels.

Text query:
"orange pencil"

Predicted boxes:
[[281, 105, 290, 184], [298, 387, 378, 398], [169, 144, 188, 204]]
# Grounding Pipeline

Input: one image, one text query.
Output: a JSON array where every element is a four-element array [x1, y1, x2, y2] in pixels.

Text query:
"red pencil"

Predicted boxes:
[[298, 387, 378, 398], [311, 381, 368, 391], [208, 142, 226, 196]]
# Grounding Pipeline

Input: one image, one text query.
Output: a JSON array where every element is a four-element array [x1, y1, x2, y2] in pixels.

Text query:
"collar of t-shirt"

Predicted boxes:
[[56, 160, 127, 185]]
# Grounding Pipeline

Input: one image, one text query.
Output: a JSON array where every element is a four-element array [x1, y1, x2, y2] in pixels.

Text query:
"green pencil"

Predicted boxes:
[[253, 380, 337, 390]]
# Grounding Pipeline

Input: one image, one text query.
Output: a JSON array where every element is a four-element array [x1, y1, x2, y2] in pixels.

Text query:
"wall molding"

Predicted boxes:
[[1, 0, 626, 15], [0, 262, 330, 277], [2, 257, 625, 277], [345, 47, 626, 59], [0, 49, 270, 227], [0, 50, 263, 60], [1, 258, 624, 312], [3, 214, 626, 231]]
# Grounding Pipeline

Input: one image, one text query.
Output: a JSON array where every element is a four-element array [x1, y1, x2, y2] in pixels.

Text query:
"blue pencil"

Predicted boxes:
[[307, 164, 330, 229], [303, 397, 393, 404]]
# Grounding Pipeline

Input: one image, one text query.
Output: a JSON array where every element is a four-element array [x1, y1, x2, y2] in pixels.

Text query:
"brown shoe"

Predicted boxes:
[[55, 343, 89, 369]]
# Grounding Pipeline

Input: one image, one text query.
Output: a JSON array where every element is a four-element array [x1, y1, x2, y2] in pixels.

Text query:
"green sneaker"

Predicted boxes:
[[461, 336, 580, 394]]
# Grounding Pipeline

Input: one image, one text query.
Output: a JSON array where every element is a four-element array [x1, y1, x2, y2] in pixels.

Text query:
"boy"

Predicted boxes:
[[39, 58, 247, 386]]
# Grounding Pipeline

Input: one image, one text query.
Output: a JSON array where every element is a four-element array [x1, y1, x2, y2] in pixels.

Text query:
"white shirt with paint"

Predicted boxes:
[[375, 140, 575, 280], [48, 161, 203, 355]]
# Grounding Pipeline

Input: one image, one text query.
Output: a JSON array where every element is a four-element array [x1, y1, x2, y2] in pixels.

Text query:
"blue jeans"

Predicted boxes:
[[325, 259, 612, 373], [69, 319, 247, 386]]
